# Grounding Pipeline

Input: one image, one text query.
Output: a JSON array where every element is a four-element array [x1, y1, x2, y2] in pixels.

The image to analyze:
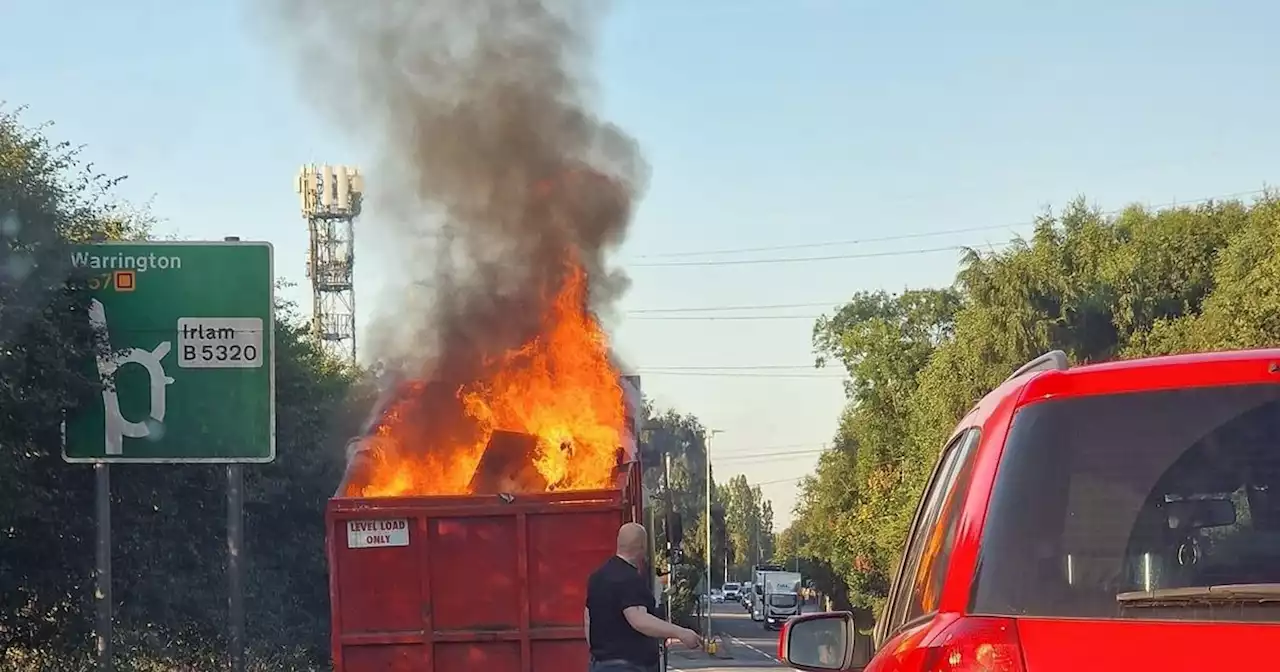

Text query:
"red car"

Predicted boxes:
[[780, 349, 1280, 671]]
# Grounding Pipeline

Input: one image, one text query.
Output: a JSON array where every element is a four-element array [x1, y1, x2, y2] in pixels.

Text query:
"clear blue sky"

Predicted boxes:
[[5, 0, 1280, 525]]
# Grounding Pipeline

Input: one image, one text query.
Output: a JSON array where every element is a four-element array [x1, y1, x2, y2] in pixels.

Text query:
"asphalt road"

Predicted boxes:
[[667, 601, 818, 671]]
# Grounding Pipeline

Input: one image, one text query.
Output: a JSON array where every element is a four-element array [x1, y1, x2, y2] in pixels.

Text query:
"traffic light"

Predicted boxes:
[[665, 511, 683, 546]]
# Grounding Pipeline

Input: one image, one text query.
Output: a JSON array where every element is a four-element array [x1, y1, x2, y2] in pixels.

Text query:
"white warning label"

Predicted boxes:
[[346, 519, 410, 549]]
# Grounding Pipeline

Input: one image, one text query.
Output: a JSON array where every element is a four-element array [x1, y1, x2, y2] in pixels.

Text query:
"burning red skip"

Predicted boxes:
[[344, 262, 626, 498]]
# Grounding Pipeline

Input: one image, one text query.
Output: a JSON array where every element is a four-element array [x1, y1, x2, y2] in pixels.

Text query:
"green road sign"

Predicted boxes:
[[62, 241, 275, 463]]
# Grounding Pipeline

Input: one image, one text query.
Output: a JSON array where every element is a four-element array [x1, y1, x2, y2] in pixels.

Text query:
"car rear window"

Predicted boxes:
[[970, 383, 1280, 621]]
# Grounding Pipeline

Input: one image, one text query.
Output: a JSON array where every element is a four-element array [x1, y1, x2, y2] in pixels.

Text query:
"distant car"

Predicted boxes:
[[721, 582, 741, 602], [710, 589, 725, 603], [779, 349, 1280, 671]]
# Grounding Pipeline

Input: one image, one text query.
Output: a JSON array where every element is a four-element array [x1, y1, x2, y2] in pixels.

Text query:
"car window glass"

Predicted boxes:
[[970, 384, 1280, 622], [908, 429, 981, 621], [886, 428, 979, 630]]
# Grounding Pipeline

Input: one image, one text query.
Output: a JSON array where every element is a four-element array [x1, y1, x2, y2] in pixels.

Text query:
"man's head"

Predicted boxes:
[[616, 522, 648, 566]]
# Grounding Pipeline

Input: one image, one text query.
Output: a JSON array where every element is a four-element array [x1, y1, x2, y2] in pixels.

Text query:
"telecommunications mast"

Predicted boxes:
[[297, 164, 363, 364]]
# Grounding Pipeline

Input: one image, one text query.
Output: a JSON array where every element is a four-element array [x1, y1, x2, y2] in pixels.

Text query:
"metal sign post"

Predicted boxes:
[[94, 463, 112, 671], [228, 463, 245, 672]]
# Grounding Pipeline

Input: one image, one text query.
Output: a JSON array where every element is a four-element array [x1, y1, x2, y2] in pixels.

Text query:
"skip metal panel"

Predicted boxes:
[[327, 483, 633, 672]]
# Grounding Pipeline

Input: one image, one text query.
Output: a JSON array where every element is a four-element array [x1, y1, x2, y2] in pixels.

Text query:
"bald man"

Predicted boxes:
[[585, 522, 700, 672]]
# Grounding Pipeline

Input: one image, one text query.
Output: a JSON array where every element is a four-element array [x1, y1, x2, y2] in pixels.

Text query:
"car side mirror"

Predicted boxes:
[[779, 612, 873, 671]]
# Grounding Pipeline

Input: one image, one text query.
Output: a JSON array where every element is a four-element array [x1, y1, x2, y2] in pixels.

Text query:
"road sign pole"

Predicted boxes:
[[227, 463, 245, 672], [225, 233, 246, 672], [94, 462, 113, 671]]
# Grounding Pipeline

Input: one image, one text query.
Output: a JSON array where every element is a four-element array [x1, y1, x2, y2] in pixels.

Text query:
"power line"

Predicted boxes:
[[627, 301, 841, 314], [716, 444, 827, 459], [630, 315, 823, 321], [635, 223, 1031, 259], [713, 442, 826, 454], [631, 244, 975, 268], [754, 475, 809, 486], [628, 187, 1269, 262], [638, 366, 841, 378], [717, 449, 828, 464], [632, 366, 834, 376], [641, 365, 818, 371]]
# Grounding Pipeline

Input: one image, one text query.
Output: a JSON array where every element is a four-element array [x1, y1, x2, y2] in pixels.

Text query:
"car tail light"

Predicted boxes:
[[776, 619, 789, 660], [921, 617, 1025, 672]]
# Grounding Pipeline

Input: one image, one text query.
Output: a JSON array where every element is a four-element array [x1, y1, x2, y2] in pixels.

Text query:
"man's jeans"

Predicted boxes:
[[589, 659, 659, 672]]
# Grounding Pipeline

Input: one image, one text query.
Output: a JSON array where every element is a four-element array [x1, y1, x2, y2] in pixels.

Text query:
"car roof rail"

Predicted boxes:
[[1005, 350, 1069, 382]]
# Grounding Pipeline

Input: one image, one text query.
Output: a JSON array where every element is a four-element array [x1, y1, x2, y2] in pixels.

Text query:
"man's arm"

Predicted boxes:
[[622, 606, 689, 639], [583, 607, 590, 646], [617, 576, 696, 643]]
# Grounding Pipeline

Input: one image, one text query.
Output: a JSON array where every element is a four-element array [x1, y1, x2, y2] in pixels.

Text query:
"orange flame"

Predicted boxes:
[[348, 262, 626, 497]]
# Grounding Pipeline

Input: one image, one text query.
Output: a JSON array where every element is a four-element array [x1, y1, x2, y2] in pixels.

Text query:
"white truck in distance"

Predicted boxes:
[[753, 570, 802, 630]]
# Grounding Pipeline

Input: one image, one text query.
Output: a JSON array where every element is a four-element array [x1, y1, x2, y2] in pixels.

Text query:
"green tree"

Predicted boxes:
[[796, 288, 959, 614], [720, 475, 774, 580], [0, 108, 151, 664], [0, 110, 366, 671]]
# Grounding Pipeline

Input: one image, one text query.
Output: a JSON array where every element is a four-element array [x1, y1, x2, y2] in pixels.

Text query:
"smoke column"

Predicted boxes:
[[271, 0, 646, 379]]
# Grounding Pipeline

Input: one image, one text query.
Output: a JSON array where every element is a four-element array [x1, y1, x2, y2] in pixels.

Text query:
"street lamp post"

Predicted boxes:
[[664, 450, 673, 623], [705, 428, 722, 639]]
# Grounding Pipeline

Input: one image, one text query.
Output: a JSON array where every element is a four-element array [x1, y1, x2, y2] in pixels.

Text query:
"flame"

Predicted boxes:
[[348, 262, 626, 497]]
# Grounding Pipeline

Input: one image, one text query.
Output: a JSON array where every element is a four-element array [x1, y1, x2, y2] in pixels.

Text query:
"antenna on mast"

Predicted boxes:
[[297, 164, 363, 364]]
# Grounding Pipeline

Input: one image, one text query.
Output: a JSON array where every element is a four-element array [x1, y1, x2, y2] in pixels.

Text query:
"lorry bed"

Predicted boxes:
[[326, 485, 634, 672]]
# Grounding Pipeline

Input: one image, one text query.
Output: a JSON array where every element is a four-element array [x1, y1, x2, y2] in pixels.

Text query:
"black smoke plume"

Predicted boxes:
[[270, 0, 646, 480]]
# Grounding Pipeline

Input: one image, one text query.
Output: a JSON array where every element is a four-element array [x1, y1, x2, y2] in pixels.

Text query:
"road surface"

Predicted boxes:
[[667, 600, 818, 671]]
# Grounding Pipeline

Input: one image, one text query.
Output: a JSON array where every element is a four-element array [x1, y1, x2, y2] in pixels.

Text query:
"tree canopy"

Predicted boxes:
[[786, 193, 1280, 621], [719, 474, 774, 580]]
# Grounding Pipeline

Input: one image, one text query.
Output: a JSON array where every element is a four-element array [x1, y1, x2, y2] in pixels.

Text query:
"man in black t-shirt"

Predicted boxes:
[[585, 523, 700, 672]]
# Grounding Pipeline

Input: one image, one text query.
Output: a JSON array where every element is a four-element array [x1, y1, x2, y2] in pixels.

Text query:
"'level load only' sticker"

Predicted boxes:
[[347, 519, 410, 549]]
